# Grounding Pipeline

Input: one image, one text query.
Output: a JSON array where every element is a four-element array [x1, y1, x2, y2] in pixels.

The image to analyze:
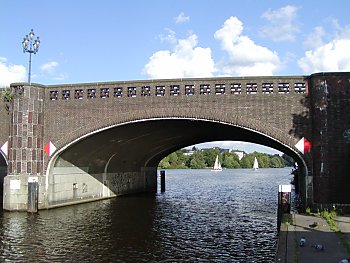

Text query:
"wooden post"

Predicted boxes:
[[160, 170, 165, 192]]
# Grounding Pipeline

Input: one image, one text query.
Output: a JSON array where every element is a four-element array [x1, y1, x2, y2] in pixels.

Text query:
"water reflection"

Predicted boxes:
[[0, 168, 291, 262]]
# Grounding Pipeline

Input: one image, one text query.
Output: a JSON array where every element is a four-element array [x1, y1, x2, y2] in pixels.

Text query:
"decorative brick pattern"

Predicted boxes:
[[8, 85, 44, 175]]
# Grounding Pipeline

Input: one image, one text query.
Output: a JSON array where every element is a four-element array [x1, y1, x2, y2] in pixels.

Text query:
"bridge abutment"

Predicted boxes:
[[309, 72, 350, 209], [3, 84, 45, 211]]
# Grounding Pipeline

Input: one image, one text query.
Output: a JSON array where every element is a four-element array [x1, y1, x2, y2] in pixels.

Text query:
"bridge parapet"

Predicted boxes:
[[40, 76, 309, 156], [45, 76, 307, 101]]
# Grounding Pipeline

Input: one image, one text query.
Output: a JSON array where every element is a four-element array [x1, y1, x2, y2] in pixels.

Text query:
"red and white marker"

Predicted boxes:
[[43, 141, 57, 156], [295, 137, 311, 154], [0, 141, 8, 157]]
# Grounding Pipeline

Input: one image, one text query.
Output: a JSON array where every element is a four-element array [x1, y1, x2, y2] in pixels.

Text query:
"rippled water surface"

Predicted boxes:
[[0, 168, 291, 262]]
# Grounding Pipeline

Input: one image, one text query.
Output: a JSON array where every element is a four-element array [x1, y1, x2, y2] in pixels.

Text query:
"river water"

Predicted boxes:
[[0, 168, 291, 262]]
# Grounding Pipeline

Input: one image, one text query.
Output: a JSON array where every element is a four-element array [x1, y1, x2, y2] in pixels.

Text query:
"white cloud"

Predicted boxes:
[[159, 28, 177, 44], [303, 26, 325, 50], [298, 38, 350, 74], [40, 61, 59, 73], [214, 16, 281, 76], [299, 21, 350, 74], [143, 34, 216, 79], [0, 58, 26, 88], [175, 12, 190, 24], [261, 5, 299, 41]]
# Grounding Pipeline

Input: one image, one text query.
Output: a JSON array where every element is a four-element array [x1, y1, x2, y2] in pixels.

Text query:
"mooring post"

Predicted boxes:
[[160, 170, 165, 192], [27, 177, 39, 213]]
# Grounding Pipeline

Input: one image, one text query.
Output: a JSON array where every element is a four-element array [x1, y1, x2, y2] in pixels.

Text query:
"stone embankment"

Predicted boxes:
[[276, 213, 350, 262]]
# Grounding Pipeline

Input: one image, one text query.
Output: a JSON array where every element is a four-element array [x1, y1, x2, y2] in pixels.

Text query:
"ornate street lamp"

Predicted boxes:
[[22, 29, 40, 85]]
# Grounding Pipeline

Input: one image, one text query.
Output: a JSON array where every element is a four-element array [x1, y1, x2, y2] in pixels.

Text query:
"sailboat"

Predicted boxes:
[[211, 155, 222, 172], [253, 157, 259, 170]]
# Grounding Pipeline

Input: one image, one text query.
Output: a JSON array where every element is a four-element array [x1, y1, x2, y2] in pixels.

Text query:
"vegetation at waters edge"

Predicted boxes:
[[319, 208, 338, 232], [158, 147, 294, 169], [306, 206, 350, 253]]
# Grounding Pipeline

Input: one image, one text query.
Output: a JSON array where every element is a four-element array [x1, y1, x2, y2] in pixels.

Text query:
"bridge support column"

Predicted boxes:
[[309, 72, 350, 210], [3, 84, 45, 211]]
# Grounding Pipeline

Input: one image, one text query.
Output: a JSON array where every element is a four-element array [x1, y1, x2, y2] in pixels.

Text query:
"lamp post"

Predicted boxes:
[[22, 29, 40, 85]]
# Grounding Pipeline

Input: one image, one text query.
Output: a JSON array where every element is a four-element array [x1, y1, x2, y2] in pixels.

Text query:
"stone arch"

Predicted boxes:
[[53, 107, 301, 155], [45, 116, 309, 210], [48, 114, 307, 175]]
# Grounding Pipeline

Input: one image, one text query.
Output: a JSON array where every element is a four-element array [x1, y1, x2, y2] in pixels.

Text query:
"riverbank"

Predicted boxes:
[[276, 213, 350, 262]]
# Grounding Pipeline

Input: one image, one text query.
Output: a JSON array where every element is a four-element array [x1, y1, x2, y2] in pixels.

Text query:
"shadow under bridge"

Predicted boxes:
[[52, 118, 303, 173]]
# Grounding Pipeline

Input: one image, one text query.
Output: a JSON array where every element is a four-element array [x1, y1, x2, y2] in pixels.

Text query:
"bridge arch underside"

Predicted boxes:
[[48, 118, 306, 207], [55, 118, 305, 172]]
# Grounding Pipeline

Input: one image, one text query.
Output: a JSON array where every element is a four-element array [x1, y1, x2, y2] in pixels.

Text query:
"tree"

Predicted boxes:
[[269, 156, 283, 168], [159, 156, 171, 169], [158, 147, 288, 169], [282, 154, 294, 167], [189, 151, 206, 168], [240, 155, 252, 168], [222, 151, 240, 168], [202, 148, 220, 167]]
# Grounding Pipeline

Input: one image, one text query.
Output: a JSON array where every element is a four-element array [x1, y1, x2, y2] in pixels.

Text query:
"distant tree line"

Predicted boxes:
[[158, 147, 294, 169]]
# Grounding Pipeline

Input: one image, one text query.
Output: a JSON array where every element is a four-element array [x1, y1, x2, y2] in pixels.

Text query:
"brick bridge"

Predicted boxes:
[[0, 72, 349, 211]]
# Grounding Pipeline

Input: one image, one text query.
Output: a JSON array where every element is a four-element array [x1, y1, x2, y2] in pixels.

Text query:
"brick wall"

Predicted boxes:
[[42, 76, 309, 155], [309, 72, 350, 203]]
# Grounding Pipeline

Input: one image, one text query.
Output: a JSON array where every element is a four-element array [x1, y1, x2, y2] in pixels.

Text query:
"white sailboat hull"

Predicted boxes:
[[253, 157, 259, 170], [211, 155, 222, 171]]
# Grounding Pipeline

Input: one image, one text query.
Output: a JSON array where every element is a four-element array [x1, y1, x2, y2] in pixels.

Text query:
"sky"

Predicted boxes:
[[1, 0, 350, 154]]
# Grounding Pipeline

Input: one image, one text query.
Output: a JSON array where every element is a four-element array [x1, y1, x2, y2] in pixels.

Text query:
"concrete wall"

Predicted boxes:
[[3, 167, 157, 210], [46, 167, 157, 209], [47, 167, 115, 207], [3, 175, 45, 211]]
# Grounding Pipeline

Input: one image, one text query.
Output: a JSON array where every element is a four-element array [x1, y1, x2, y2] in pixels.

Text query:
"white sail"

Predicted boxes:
[[212, 155, 222, 171], [253, 157, 259, 170]]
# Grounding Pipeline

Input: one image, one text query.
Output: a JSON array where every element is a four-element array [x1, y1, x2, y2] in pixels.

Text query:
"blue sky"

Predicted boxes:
[[1, 0, 350, 154]]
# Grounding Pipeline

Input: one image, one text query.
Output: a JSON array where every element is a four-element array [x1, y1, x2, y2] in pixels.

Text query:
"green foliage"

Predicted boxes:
[[305, 207, 311, 214], [2, 88, 15, 102], [158, 147, 290, 169], [269, 156, 284, 168], [189, 151, 206, 168], [282, 154, 294, 167], [240, 155, 252, 168], [222, 152, 241, 168], [1, 87, 15, 112], [319, 207, 338, 232]]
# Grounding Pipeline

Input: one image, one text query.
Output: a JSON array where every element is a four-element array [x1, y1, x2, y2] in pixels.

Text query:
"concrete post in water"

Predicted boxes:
[[160, 170, 165, 192], [277, 184, 292, 232], [27, 177, 39, 213]]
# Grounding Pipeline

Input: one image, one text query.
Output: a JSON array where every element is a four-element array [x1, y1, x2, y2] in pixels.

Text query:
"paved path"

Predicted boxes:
[[276, 213, 350, 263]]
